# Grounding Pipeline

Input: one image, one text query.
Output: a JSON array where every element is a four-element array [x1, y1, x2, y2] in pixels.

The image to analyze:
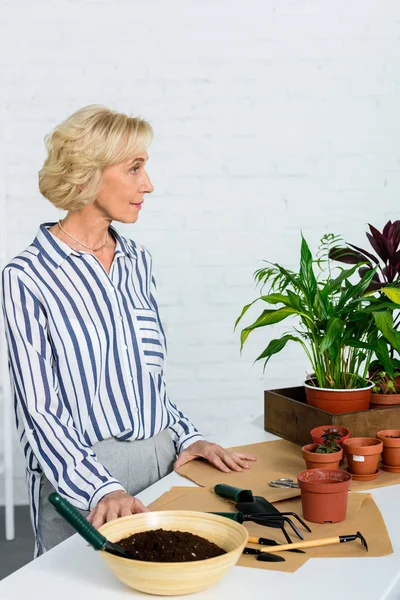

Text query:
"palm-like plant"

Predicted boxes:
[[236, 234, 400, 389]]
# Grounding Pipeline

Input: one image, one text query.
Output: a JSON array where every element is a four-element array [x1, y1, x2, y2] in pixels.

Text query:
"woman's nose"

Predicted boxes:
[[143, 171, 154, 193]]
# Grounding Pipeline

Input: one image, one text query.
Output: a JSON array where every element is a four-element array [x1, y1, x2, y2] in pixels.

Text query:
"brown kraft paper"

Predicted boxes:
[[176, 439, 400, 499], [149, 486, 393, 573]]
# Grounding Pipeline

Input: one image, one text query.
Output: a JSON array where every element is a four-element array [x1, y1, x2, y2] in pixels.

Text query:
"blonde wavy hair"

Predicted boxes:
[[39, 105, 153, 211]]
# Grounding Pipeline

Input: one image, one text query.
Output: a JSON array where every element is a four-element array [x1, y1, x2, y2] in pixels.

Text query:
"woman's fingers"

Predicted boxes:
[[131, 497, 150, 513], [234, 453, 257, 461], [209, 454, 231, 473], [91, 502, 109, 529], [87, 490, 150, 529], [174, 440, 257, 473]]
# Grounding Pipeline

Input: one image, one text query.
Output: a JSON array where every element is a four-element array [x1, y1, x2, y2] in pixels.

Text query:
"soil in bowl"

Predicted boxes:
[[116, 528, 227, 562]]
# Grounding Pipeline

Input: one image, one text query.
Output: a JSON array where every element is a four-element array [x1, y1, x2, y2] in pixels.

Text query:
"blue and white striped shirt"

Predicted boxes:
[[1, 222, 203, 554]]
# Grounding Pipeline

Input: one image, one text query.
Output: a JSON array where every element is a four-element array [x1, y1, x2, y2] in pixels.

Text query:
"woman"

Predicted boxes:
[[1, 105, 256, 556]]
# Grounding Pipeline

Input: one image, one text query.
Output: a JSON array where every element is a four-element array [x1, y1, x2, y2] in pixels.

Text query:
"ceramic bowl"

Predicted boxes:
[[98, 510, 248, 596]]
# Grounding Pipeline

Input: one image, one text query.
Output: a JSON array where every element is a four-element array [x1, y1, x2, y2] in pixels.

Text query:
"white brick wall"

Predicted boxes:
[[1, 0, 400, 503]]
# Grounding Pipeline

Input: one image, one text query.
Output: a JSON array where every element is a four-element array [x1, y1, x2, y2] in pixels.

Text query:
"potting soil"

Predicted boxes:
[[117, 528, 227, 562]]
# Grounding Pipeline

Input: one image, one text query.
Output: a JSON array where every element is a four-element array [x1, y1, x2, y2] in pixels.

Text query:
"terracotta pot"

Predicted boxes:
[[342, 437, 383, 475], [370, 393, 400, 407], [310, 426, 350, 445], [297, 469, 352, 524], [302, 444, 343, 470], [377, 430, 400, 467], [304, 380, 373, 414]]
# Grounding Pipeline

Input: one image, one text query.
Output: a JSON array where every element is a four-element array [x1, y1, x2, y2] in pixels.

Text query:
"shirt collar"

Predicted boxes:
[[34, 222, 137, 268]]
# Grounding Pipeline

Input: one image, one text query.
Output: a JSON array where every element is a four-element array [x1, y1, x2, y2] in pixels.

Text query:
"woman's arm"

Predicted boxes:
[[1, 267, 125, 511], [148, 271, 205, 452]]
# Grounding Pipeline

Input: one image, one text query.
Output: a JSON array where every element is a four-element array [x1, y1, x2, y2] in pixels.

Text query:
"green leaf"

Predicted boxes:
[[300, 235, 317, 304], [319, 318, 345, 353], [382, 287, 400, 304], [373, 311, 400, 352], [234, 293, 292, 329], [337, 267, 378, 310], [346, 340, 376, 350], [362, 301, 400, 313], [325, 264, 363, 294], [374, 338, 395, 377], [254, 334, 302, 364], [240, 307, 298, 349]]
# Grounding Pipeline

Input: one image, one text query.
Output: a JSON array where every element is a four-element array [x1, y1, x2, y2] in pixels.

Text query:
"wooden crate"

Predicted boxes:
[[264, 385, 400, 446]]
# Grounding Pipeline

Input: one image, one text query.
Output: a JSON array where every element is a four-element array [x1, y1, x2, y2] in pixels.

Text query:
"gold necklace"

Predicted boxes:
[[58, 219, 109, 252]]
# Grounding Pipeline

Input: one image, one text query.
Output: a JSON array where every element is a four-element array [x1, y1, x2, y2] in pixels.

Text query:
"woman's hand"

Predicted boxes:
[[173, 440, 257, 473], [87, 490, 149, 529]]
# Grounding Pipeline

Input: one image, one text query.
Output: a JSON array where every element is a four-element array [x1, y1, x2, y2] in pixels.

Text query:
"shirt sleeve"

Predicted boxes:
[[148, 268, 204, 454], [1, 267, 125, 511]]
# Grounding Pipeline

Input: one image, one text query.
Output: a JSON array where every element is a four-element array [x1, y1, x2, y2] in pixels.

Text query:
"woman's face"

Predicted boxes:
[[94, 151, 154, 223]]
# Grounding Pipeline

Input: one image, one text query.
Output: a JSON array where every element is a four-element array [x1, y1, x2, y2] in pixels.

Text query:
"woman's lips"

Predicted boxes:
[[130, 202, 143, 209]]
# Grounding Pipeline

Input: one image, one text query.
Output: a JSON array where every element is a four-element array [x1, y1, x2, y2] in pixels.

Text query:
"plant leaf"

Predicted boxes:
[[255, 334, 302, 364], [234, 293, 291, 329], [381, 287, 400, 305], [328, 246, 368, 265], [319, 318, 345, 353], [240, 307, 298, 349], [373, 311, 400, 353], [347, 242, 379, 265], [300, 235, 317, 305]]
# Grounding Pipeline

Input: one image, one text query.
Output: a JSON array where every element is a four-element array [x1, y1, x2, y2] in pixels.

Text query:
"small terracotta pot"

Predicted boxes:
[[302, 444, 343, 470], [370, 393, 400, 407], [310, 426, 350, 445], [377, 430, 400, 467], [342, 437, 383, 475], [304, 380, 373, 414], [297, 469, 352, 523]]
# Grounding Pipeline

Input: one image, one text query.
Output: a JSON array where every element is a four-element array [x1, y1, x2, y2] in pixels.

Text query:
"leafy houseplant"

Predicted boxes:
[[314, 428, 342, 454], [302, 428, 343, 469], [330, 220, 400, 386], [370, 369, 400, 408], [236, 233, 400, 413], [372, 370, 400, 395]]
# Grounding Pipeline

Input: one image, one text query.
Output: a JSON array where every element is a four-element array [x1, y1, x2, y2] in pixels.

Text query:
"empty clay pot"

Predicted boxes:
[[310, 426, 350, 445], [297, 469, 352, 523], [377, 430, 400, 467], [304, 380, 373, 414], [302, 444, 343, 470], [370, 394, 400, 407], [342, 437, 383, 475]]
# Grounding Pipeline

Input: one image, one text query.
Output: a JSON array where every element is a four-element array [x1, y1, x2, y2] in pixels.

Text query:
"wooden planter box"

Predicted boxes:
[[264, 385, 400, 447]]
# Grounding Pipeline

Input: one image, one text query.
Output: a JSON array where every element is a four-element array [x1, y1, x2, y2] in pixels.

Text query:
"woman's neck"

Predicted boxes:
[[48, 211, 116, 254]]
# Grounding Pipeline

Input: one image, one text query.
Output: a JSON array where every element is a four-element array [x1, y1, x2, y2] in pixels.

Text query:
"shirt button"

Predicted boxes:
[[129, 376, 133, 381], [119, 315, 124, 320], [133, 408, 138, 414], [123, 345, 128, 350], [108, 287, 115, 293]]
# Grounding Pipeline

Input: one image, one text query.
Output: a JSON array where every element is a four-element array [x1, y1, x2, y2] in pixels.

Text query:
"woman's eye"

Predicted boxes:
[[130, 165, 140, 173]]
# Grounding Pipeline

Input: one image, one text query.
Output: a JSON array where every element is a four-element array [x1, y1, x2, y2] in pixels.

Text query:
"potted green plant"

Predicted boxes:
[[330, 219, 400, 392], [370, 367, 400, 407], [236, 233, 398, 414], [302, 428, 343, 470], [310, 426, 350, 445]]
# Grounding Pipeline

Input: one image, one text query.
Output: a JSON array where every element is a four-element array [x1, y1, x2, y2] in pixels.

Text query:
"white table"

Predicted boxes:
[[1, 417, 400, 600]]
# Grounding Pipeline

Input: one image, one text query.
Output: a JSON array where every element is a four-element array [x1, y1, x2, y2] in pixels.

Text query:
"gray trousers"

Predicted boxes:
[[37, 430, 176, 555]]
